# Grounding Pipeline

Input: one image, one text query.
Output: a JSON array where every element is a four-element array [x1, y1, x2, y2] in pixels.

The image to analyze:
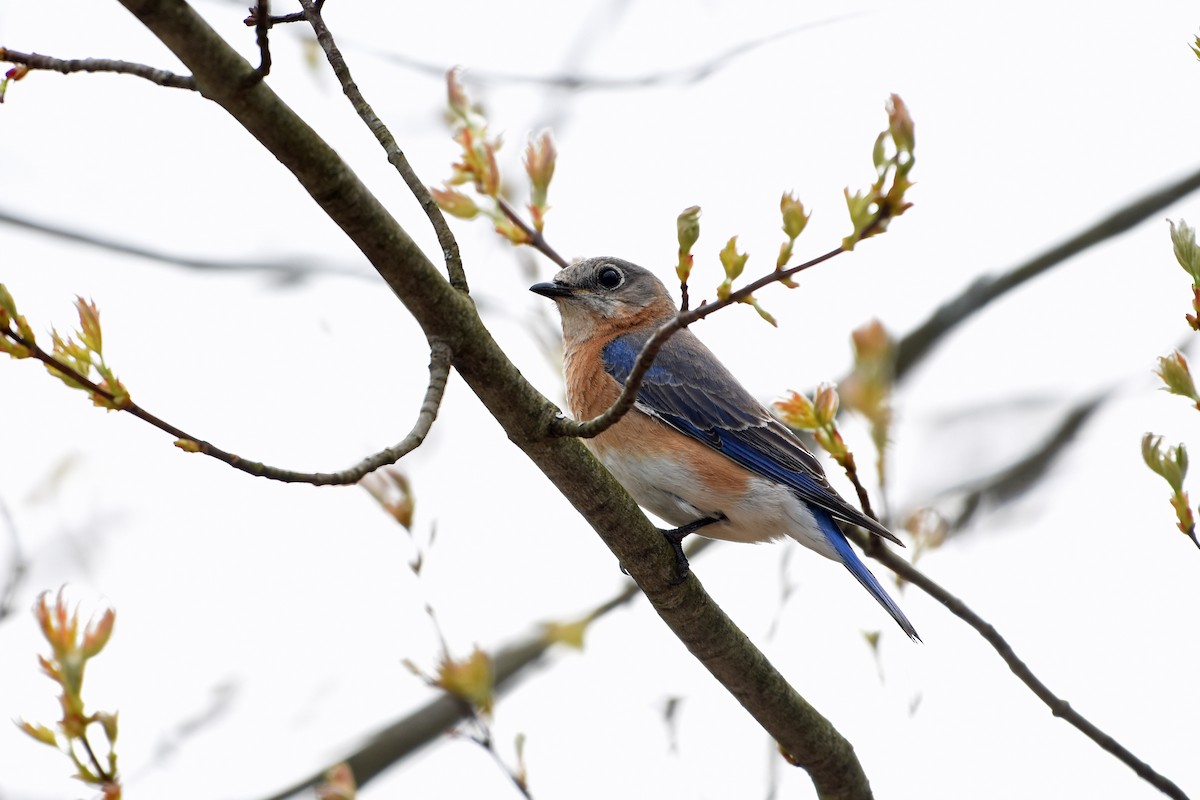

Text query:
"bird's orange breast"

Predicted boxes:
[[562, 336, 753, 503]]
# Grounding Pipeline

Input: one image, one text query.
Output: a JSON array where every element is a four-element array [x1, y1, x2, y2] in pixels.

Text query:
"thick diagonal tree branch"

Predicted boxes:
[[111, 1, 871, 796]]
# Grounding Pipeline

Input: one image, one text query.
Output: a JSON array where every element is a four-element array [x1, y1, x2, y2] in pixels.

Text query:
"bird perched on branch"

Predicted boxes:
[[532, 256, 918, 640]]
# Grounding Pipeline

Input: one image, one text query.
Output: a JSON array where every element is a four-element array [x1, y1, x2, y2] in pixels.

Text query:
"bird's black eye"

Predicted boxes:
[[597, 266, 623, 289]]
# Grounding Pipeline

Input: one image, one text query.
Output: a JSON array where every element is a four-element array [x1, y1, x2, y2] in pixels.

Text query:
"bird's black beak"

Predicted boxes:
[[530, 281, 574, 298]]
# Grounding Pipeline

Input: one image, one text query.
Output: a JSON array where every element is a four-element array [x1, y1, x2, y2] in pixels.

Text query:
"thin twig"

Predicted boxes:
[[496, 196, 569, 269], [242, 2, 312, 28], [250, 0, 271, 80], [244, 8, 304, 26], [463, 712, 534, 800], [837, 451, 876, 521], [0, 48, 195, 90], [840, 449, 1188, 799], [784, 363, 1193, 799], [856, 530, 1190, 800], [1, 326, 452, 485], [551, 245, 844, 438], [297, 0, 469, 293], [367, 14, 865, 92], [0, 206, 370, 283], [78, 733, 111, 783]]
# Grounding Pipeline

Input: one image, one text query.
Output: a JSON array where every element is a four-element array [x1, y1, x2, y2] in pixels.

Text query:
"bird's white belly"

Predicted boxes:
[[592, 445, 838, 559]]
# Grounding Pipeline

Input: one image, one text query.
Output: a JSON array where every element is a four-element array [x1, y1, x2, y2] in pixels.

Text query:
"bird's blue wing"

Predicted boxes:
[[602, 330, 900, 545], [604, 329, 919, 639]]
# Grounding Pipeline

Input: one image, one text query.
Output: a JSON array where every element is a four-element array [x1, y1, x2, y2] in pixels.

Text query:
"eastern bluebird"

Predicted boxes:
[[532, 256, 919, 640]]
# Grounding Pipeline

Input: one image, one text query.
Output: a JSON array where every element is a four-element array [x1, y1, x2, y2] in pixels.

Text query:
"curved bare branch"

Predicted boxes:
[[297, 0, 468, 294], [1, 325, 452, 485]]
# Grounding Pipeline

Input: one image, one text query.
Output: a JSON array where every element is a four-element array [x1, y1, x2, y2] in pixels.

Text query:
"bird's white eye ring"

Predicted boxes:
[[597, 266, 623, 289]]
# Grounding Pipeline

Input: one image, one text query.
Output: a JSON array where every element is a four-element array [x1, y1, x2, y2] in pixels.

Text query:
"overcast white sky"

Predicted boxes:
[[3, 1, 1200, 799]]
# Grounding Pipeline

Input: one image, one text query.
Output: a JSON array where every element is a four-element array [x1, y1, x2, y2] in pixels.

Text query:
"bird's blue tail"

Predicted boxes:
[[819, 511, 920, 641]]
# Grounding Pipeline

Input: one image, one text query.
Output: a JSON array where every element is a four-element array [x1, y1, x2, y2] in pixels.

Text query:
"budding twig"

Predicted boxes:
[[0, 323, 452, 485], [551, 245, 844, 438], [496, 197, 568, 269]]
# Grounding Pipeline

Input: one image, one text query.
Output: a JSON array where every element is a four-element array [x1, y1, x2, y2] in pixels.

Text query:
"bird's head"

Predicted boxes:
[[530, 257, 677, 339]]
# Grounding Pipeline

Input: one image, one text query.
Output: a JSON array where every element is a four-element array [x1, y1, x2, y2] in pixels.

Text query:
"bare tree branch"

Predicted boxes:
[[250, 0, 271, 79], [894, 165, 1200, 381], [854, 528, 1190, 800], [0, 207, 370, 284], [366, 14, 865, 92], [0, 47, 195, 90], [297, 0, 468, 294], [497, 196, 569, 269], [242, 0, 322, 28], [940, 392, 1107, 531], [0, 325, 452, 485]]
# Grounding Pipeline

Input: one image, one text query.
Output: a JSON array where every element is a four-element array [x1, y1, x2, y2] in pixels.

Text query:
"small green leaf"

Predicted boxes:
[[740, 294, 776, 327], [0, 283, 18, 318], [677, 206, 701, 255], [779, 193, 810, 240], [1156, 350, 1200, 402], [524, 129, 556, 212], [75, 297, 103, 355], [676, 206, 702, 284], [16, 720, 59, 748], [718, 236, 748, 281], [1169, 219, 1200, 285], [430, 186, 480, 220]]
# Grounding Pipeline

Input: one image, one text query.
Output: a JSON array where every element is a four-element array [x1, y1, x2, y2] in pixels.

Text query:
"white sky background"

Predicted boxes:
[[2, 1, 1199, 798]]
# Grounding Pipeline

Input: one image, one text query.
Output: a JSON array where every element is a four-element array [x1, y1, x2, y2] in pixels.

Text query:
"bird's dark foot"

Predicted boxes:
[[660, 514, 726, 585]]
